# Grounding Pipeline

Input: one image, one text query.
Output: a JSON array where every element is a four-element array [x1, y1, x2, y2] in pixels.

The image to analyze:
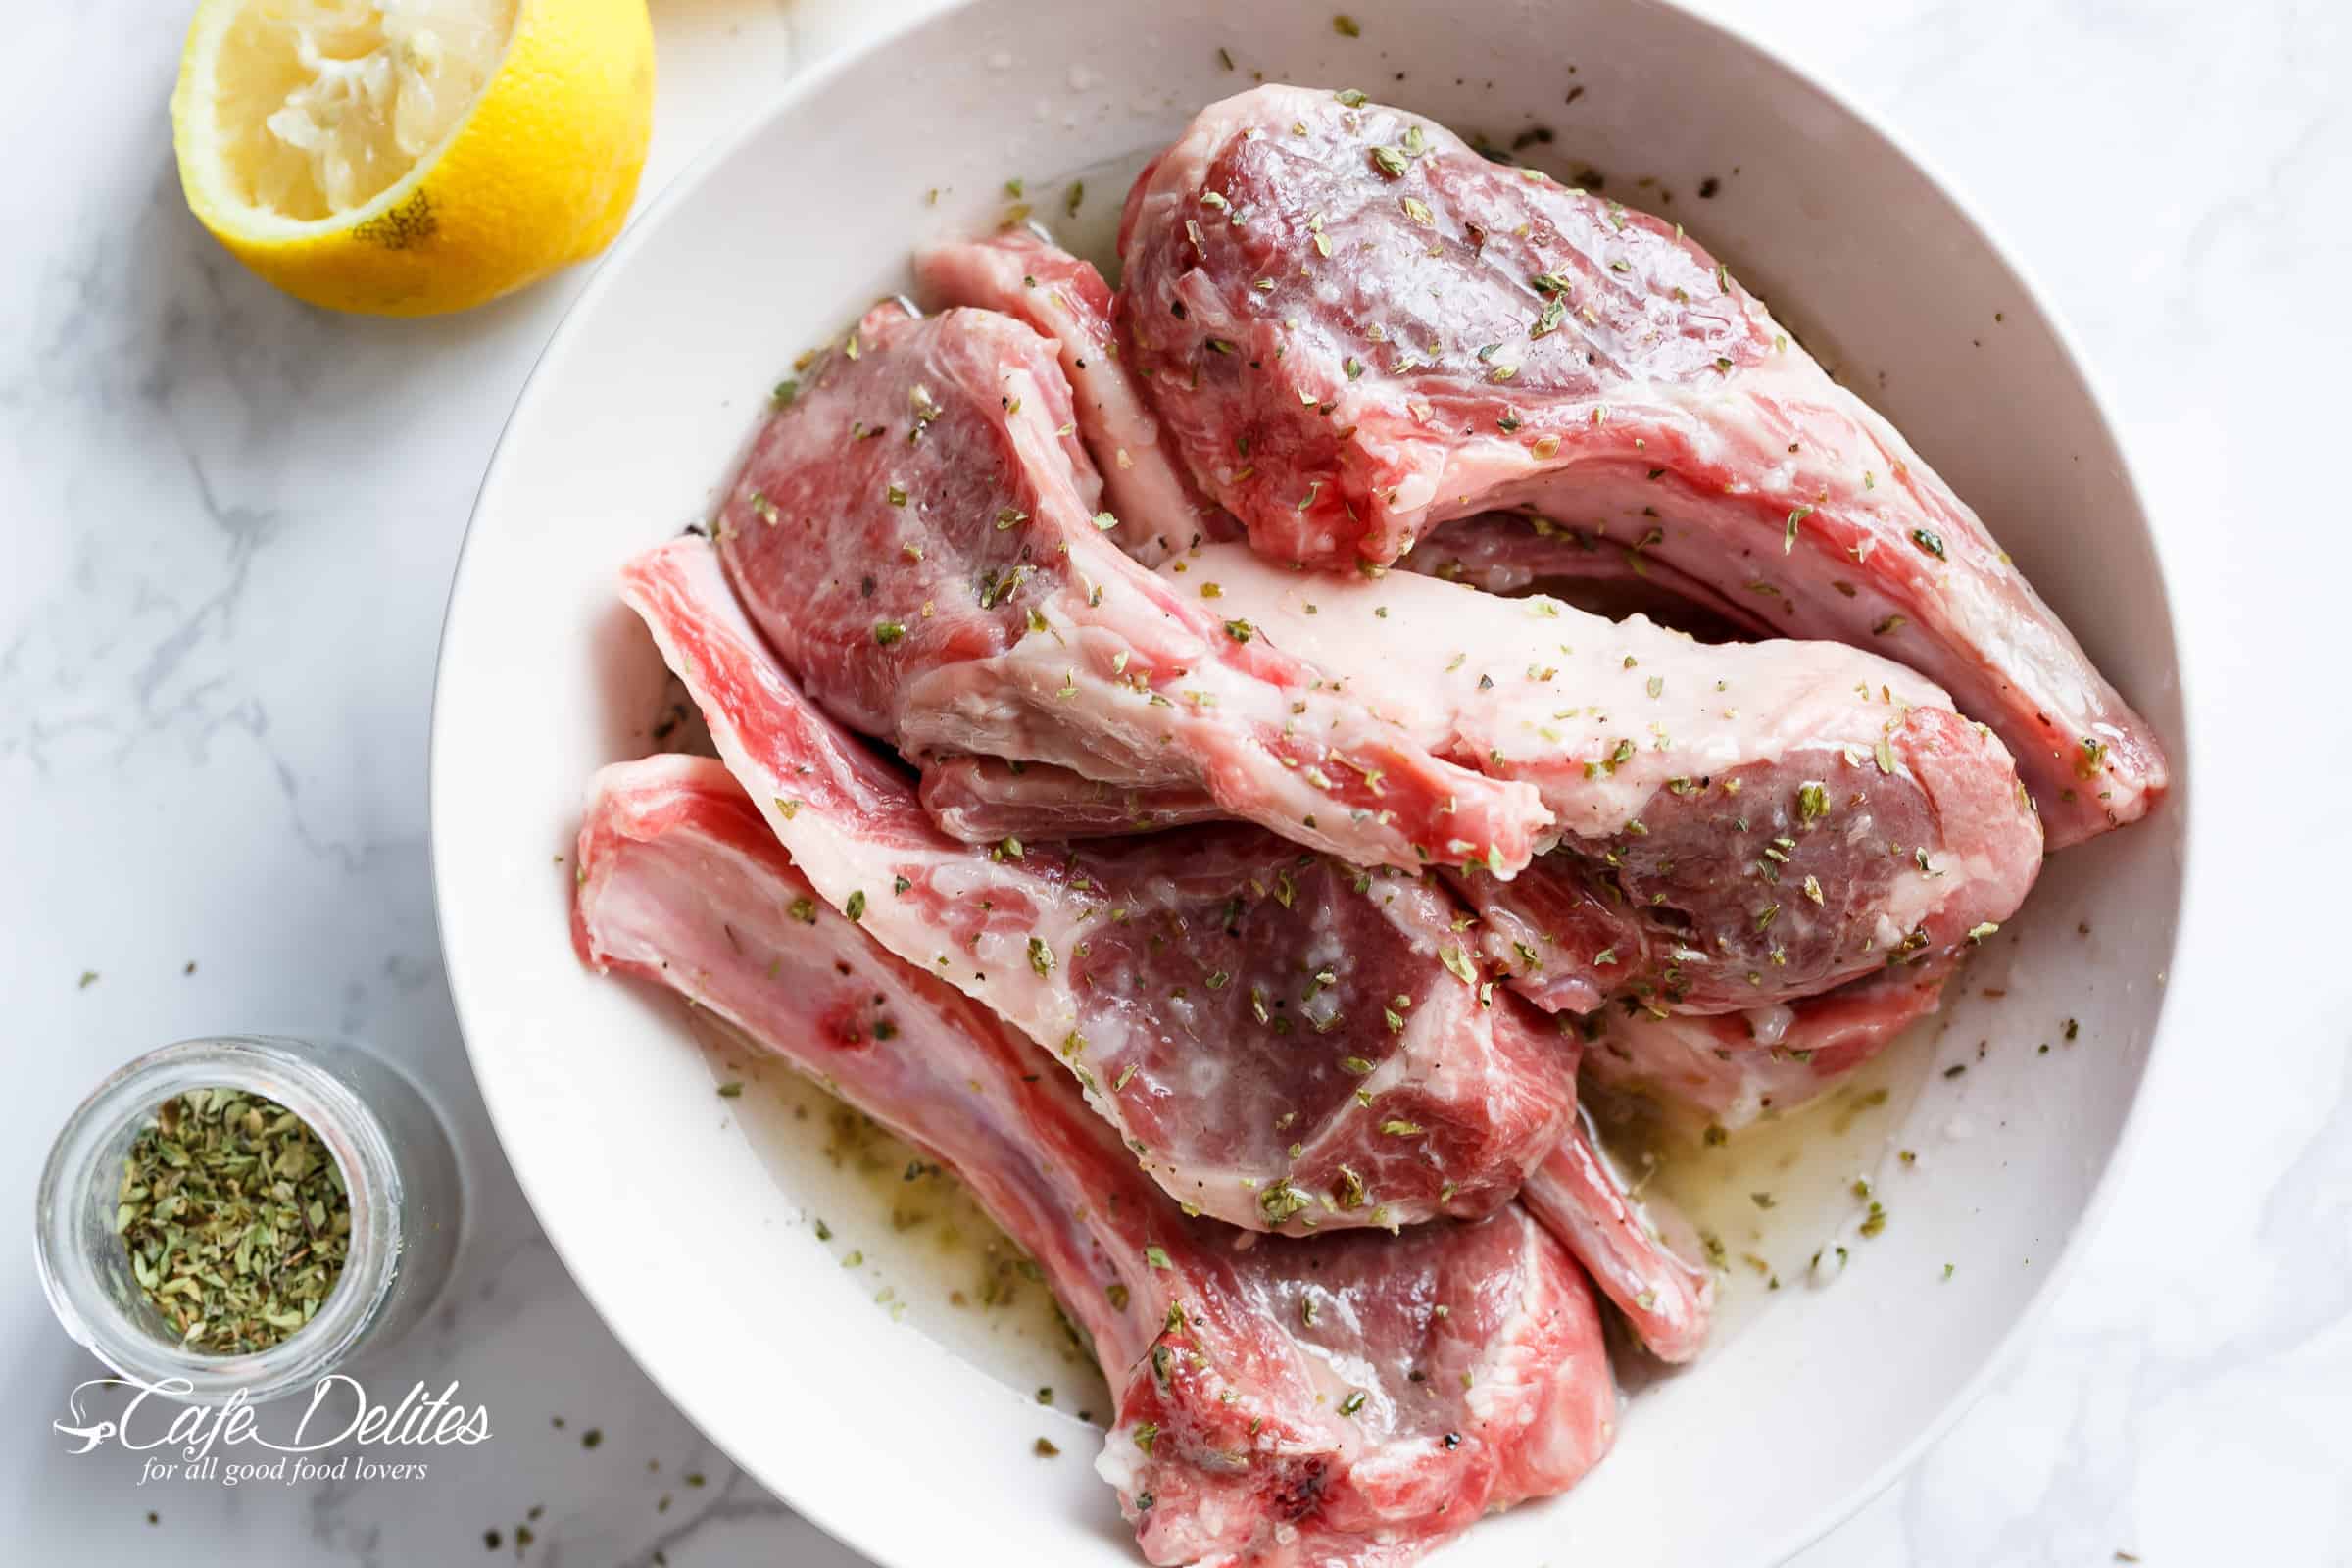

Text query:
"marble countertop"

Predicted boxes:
[[6, 0, 2347, 1562]]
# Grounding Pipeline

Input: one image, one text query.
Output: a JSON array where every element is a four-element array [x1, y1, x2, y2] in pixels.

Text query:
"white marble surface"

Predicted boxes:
[[5, 0, 2346, 1563]]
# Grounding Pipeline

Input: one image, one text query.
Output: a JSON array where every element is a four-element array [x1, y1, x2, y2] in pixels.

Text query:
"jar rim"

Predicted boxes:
[[34, 1036, 406, 1405]]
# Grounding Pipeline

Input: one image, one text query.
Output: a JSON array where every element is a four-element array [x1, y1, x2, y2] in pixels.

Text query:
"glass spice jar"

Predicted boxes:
[[34, 1036, 465, 1406]]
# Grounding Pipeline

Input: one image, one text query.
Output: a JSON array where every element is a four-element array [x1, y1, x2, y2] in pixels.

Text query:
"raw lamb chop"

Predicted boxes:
[[1116, 83, 2166, 847], [713, 298, 1546, 876], [621, 536, 1577, 1234], [916, 231, 1759, 643], [913, 229, 1217, 564], [573, 755, 1617, 1568], [924, 543, 2042, 1019]]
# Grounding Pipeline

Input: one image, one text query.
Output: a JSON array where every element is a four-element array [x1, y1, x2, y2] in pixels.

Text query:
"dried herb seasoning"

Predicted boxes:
[[115, 1088, 350, 1353]]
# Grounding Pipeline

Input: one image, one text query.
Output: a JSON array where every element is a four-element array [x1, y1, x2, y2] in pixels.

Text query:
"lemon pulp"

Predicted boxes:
[[208, 0, 516, 223]]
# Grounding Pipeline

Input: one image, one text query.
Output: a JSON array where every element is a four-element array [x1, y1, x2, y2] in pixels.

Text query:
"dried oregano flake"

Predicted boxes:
[[116, 1088, 351, 1354]]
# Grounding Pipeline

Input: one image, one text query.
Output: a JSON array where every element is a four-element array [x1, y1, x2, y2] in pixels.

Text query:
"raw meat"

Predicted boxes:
[[573, 754, 1618, 1568], [1183, 549, 2040, 1014], [1116, 83, 2166, 847], [896, 545, 2038, 1016], [713, 298, 1546, 876], [1441, 664, 2025, 1023], [1400, 510, 1773, 639], [914, 232, 1749, 636], [1582, 958, 1952, 1130], [1521, 1115, 1715, 1363], [621, 536, 1578, 1233], [914, 229, 1218, 564], [920, 753, 1227, 840]]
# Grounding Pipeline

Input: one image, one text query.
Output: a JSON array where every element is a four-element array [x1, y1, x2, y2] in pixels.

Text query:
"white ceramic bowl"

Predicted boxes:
[[431, 2, 2187, 1563]]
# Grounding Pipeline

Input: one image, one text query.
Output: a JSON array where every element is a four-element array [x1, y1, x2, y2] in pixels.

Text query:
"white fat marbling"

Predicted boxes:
[[3, 0, 2347, 1564]]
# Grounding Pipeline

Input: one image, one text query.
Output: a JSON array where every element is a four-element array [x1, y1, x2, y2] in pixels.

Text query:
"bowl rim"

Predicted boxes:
[[428, 3, 2193, 1563]]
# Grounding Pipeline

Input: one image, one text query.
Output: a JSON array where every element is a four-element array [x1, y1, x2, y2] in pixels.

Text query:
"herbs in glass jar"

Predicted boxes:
[[115, 1089, 351, 1353]]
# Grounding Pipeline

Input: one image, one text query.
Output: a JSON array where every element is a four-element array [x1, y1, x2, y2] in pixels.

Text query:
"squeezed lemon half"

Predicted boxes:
[[172, 0, 654, 316]]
